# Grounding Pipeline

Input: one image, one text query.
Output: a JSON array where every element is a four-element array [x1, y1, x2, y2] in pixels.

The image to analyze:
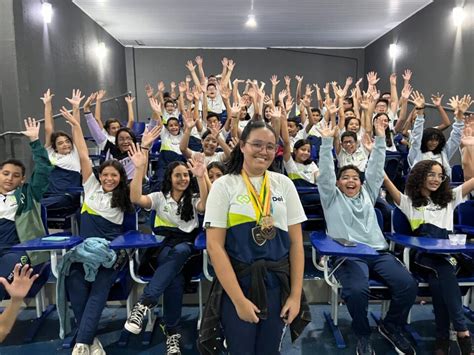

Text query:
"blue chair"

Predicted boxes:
[[455, 200, 474, 235], [384, 153, 402, 182], [452, 165, 464, 184], [131, 122, 146, 137]]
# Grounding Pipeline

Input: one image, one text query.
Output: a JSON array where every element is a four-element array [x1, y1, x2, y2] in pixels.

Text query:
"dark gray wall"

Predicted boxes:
[[365, 0, 473, 112], [0, 0, 128, 164], [126, 48, 365, 120]]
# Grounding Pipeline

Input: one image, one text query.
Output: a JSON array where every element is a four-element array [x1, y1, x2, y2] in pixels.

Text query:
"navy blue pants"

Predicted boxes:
[[0, 250, 29, 300], [334, 253, 418, 338], [66, 263, 120, 344], [417, 254, 468, 338], [140, 242, 192, 332], [221, 283, 286, 355]]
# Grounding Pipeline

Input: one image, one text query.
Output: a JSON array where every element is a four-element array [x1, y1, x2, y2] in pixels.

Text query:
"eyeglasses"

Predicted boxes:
[[245, 141, 277, 153], [427, 172, 447, 182], [342, 140, 355, 145], [117, 137, 133, 143]]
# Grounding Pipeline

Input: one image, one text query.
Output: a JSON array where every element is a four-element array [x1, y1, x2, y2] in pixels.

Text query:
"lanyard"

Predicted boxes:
[[241, 169, 271, 223]]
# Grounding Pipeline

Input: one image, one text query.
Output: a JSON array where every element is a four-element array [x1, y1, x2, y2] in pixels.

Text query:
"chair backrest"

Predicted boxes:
[[131, 122, 146, 136], [458, 200, 474, 227], [374, 207, 383, 230], [151, 139, 162, 153], [123, 209, 139, 232], [40, 204, 49, 234], [452, 165, 464, 183], [384, 154, 401, 181], [392, 207, 412, 234]]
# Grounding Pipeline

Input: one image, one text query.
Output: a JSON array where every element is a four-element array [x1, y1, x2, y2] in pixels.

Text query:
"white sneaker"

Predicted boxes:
[[72, 343, 90, 355], [166, 333, 182, 355], [124, 302, 150, 334], [90, 337, 106, 355]]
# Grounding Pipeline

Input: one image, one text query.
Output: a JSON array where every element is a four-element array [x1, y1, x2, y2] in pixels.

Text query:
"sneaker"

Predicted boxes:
[[166, 333, 182, 355], [434, 338, 450, 355], [356, 336, 375, 355], [124, 302, 150, 334], [378, 324, 416, 354], [457, 335, 474, 355], [72, 343, 90, 355], [90, 337, 106, 355]]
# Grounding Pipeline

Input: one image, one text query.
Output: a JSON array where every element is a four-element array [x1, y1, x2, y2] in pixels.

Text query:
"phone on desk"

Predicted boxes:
[[333, 238, 357, 247]]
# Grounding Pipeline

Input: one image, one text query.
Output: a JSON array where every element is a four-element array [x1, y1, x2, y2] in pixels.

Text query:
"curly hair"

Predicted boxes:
[[421, 127, 446, 155], [51, 131, 73, 152], [161, 161, 197, 222], [98, 160, 134, 213], [405, 160, 453, 208]]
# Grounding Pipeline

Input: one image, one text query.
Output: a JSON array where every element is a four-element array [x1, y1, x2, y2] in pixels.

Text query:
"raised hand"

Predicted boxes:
[[227, 59, 236, 71], [195, 56, 203, 66], [170, 81, 177, 91], [430, 92, 444, 107], [355, 77, 363, 87], [295, 75, 303, 83], [366, 71, 380, 86], [221, 57, 229, 67], [83, 92, 97, 111], [230, 102, 241, 118], [284, 75, 291, 87], [229, 136, 240, 149], [182, 110, 196, 130], [270, 106, 282, 119], [178, 81, 187, 94], [285, 96, 295, 113], [21, 117, 40, 141], [270, 75, 280, 86], [65, 89, 85, 108], [149, 97, 162, 116], [323, 83, 330, 95], [389, 73, 397, 86], [127, 143, 148, 168], [192, 86, 201, 101], [0, 264, 38, 302], [185, 75, 192, 83], [458, 95, 473, 115], [263, 95, 273, 107], [145, 84, 154, 98], [157, 81, 165, 93], [96, 89, 107, 100], [328, 102, 339, 116], [410, 90, 425, 108], [278, 89, 288, 103], [304, 84, 314, 98], [345, 76, 354, 87], [402, 69, 412, 83], [60, 106, 79, 127], [373, 116, 386, 137], [362, 132, 374, 152], [461, 126, 474, 146], [186, 90, 194, 102], [233, 78, 245, 86], [220, 86, 231, 100], [335, 85, 346, 98], [316, 120, 336, 138], [141, 125, 162, 148], [125, 95, 135, 105], [40, 89, 54, 105], [187, 155, 206, 178], [185, 60, 196, 72], [401, 84, 413, 100]]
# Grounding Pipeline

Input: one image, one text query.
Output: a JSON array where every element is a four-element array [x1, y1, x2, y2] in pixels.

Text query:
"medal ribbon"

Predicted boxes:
[[241, 170, 271, 224]]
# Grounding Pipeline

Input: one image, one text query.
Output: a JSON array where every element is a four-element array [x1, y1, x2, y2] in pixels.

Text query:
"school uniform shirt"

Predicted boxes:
[[160, 127, 183, 156], [80, 174, 124, 240], [0, 190, 19, 249], [283, 156, 319, 185], [290, 130, 307, 151], [46, 146, 82, 194], [306, 119, 334, 138], [337, 145, 369, 172], [147, 191, 200, 233], [396, 186, 467, 233], [192, 151, 226, 166], [207, 95, 224, 114], [204, 171, 307, 264], [238, 119, 250, 131], [339, 127, 365, 143]]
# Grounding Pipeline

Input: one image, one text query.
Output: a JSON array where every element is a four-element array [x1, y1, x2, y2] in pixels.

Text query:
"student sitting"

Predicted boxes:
[[124, 146, 208, 355], [317, 119, 418, 355], [0, 118, 52, 301], [334, 131, 370, 174]]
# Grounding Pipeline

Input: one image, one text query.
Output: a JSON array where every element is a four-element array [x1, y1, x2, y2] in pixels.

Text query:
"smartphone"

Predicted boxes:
[[333, 238, 357, 247]]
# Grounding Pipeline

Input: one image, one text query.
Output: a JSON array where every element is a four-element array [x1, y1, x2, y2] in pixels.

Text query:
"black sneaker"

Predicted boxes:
[[457, 335, 474, 355], [356, 336, 376, 355], [124, 302, 150, 334], [378, 324, 416, 354], [166, 333, 182, 355], [434, 338, 450, 355]]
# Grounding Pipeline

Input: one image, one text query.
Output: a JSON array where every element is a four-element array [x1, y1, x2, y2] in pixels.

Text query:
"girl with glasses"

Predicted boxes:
[[384, 160, 474, 354]]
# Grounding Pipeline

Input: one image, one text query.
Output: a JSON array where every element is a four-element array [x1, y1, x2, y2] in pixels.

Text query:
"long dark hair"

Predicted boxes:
[[373, 113, 393, 148], [292, 139, 312, 165], [115, 128, 137, 145], [161, 161, 196, 222], [51, 131, 73, 152], [421, 127, 446, 154], [98, 160, 134, 212], [405, 160, 453, 208], [226, 119, 277, 175]]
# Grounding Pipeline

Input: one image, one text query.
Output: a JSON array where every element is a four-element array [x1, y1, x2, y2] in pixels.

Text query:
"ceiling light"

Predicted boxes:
[[96, 42, 107, 60], [42, 2, 53, 24], [246, 14, 257, 28], [389, 43, 400, 59], [453, 7, 465, 27]]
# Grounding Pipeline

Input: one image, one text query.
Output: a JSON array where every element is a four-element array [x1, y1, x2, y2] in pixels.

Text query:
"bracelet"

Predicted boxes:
[[415, 106, 425, 110], [140, 146, 150, 151]]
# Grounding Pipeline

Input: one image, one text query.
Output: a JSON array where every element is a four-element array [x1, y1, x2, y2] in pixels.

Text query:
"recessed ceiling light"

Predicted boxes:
[[453, 7, 465, 27], [42, 2, 53, 24], [246, 14, 257, 28]]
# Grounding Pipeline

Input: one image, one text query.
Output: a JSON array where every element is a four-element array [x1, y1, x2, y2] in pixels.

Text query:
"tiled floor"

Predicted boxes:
[[2, 303, 472, 354]]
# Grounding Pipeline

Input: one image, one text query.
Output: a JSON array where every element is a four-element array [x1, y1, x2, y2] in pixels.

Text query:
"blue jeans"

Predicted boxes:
[[140, 242, 193, 332], [334, 253, 418, 338]]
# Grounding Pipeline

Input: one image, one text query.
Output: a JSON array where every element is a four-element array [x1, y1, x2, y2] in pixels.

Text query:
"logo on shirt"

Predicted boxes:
[[272, 196, 283, 202], [236, 194, 250, 204]]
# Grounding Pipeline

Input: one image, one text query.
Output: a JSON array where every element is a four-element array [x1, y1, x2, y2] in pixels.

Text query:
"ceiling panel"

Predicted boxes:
[[73, 0, 433, 48]]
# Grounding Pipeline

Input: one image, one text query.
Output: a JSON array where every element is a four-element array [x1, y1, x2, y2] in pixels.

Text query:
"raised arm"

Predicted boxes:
[[179, 111, 195, 160], [127, 143, 152, 209], [270, 75, 279, 103], [315, 122, 338, 202], [185, 60, 202, 90], [364, 118, 387, 202], [389, 73, 399, 115], [295, 75, 303, 105], [125, 95, 135, 129], [41, 89, 55, 148], [187, 154, 208, 212], [383, 173, 401, 205], [430, 93, 451, 131], [407, 91, 426, 167], [279, 107, 292, 162], [445, 95, 472, 160], [394, 84, 413, 133], [195, 56, 206, 83], [60, 107, 92, 182], [83, 93, 107, 146], [221, 59, 235, 89], [94, 89, 106, 129]]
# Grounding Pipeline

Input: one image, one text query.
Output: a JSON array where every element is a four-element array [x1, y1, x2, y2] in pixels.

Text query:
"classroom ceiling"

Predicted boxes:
[[73, 0, 433, 48]]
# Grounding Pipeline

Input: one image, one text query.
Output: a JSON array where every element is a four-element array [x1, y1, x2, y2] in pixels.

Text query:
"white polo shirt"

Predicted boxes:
[[337, 145, 369, 172], [283, 156, 319, 184], [47, 146, 81, 172], [0, 191, 18, 221]]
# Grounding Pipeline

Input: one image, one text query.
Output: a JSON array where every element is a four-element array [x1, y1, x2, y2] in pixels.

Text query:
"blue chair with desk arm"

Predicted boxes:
[[455, 200, 474, 236], [309, 208, 393, 349]]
